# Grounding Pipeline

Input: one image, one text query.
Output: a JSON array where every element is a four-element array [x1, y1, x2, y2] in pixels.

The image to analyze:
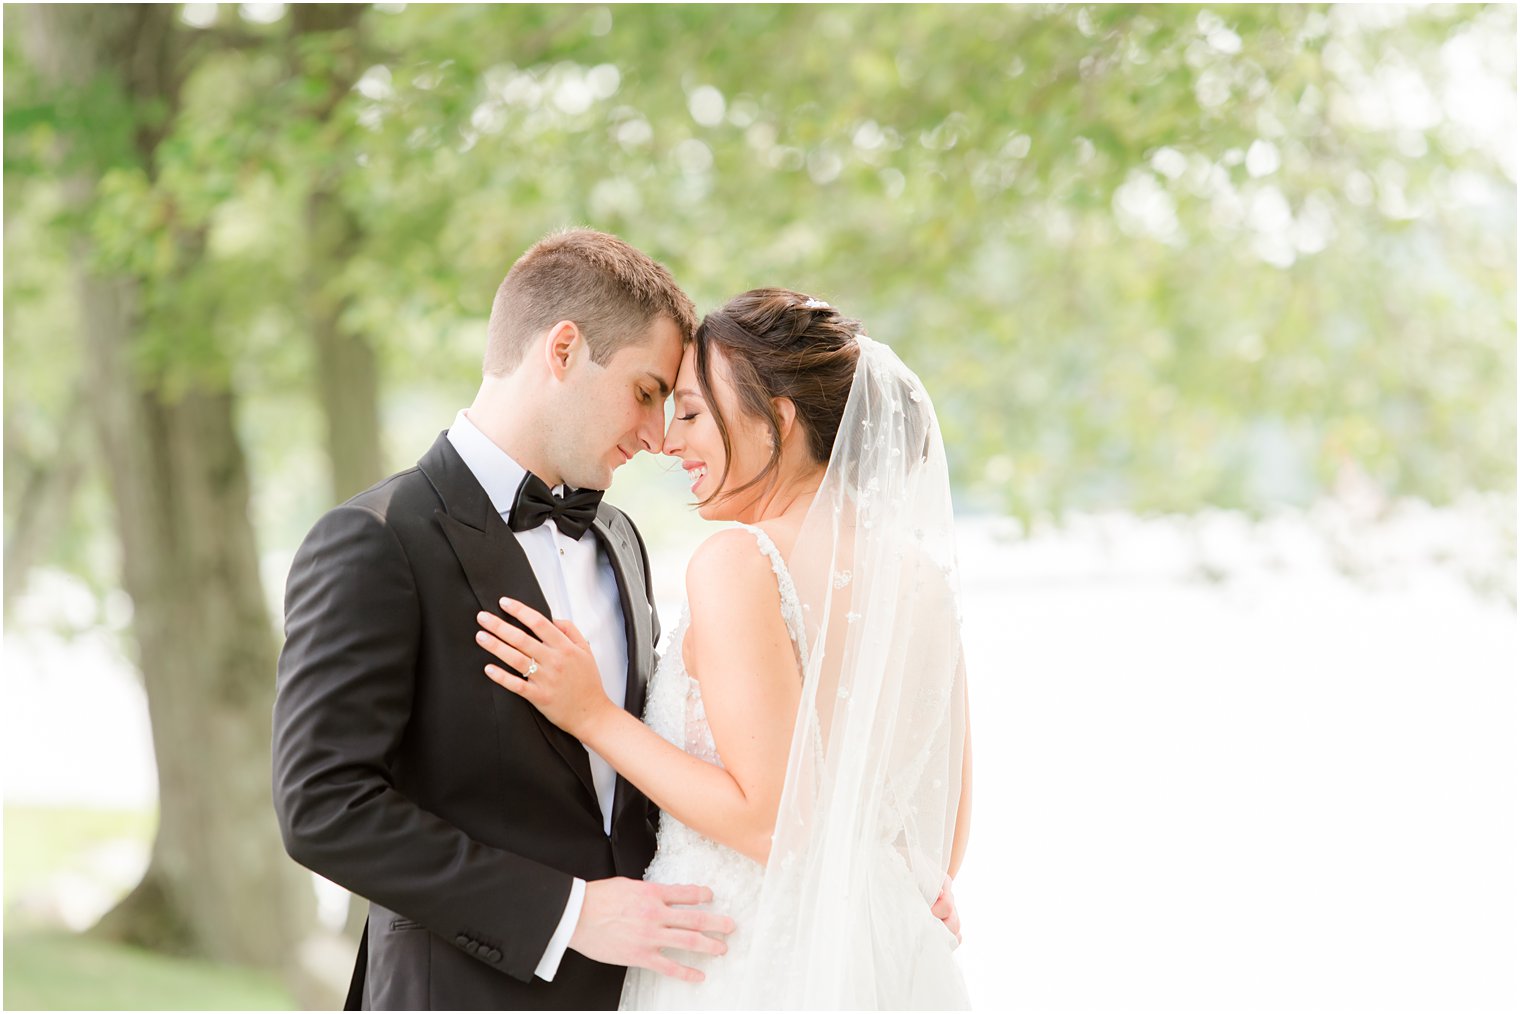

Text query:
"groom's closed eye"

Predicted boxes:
[[639, 370, 673, 399]]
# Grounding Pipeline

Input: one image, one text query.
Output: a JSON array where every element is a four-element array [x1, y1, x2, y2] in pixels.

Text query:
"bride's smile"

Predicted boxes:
[[663, 339, 829, 525]]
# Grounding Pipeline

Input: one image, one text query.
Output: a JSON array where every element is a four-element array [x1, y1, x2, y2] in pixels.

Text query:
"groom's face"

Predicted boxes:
[[549, 315, 684, 490]]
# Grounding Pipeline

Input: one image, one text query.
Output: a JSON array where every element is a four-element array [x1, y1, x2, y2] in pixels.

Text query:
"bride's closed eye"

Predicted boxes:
[[676, 413, 699, 421]]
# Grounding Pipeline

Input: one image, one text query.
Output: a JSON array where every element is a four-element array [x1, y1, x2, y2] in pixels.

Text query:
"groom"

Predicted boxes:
[[272, 229, 730, 1010]]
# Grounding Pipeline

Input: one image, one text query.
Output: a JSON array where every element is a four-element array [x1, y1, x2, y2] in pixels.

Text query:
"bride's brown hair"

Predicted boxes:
[[693, 288, 862, 510]]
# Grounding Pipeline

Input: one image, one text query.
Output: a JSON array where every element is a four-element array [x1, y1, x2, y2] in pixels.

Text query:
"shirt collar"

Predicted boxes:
[[446, 409, 563, 519]]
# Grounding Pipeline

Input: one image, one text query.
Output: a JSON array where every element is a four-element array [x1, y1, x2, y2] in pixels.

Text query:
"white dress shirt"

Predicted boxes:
[[447, 409, 628, 981]]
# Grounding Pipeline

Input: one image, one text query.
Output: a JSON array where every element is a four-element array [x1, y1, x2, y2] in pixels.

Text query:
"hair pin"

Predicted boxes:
[[802, 297, 830, 310]]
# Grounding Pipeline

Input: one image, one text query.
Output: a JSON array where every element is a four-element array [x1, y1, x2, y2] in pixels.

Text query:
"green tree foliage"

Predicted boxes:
[[9, 5, 1512, 554], [285, 3, 1513, 519]]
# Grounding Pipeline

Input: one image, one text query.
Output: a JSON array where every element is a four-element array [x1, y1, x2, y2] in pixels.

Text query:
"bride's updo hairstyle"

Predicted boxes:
[[693, 288, 862, 509]]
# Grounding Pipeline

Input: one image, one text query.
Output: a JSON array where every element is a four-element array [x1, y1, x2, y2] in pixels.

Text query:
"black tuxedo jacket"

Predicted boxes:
[[273, 432, 660, 1010]]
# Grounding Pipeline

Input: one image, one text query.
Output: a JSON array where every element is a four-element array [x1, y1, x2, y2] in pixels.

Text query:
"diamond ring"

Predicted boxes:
[[525, 659, 539, 677]]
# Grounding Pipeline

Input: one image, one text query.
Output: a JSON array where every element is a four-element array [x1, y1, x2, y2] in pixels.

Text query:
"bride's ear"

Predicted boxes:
[[772, 396, 797, 448]]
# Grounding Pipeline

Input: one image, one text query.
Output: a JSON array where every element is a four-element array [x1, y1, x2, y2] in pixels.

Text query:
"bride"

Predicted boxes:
[[476, 289, 973, 1008]]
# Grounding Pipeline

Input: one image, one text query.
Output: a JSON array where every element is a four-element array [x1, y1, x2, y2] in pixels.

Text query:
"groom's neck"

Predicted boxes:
[[466, 376, 564, 487]]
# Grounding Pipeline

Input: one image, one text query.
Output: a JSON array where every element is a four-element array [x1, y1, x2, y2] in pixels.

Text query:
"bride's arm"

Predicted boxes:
[[931, 659, 973, 943], [950, 707, 972, 878], [477, 529, 800, 865]]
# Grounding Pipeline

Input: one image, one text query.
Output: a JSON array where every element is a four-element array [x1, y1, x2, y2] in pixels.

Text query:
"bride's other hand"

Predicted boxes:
[[932, 874, 962, 946], [477, 597, 615, 739]]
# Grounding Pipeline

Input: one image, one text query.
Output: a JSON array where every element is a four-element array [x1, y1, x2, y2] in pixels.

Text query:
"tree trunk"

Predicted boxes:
[[293, 3, 385, 506], [21, 6, 327, 1003], [81, 299, 312, 973], [308, 188, 385, 504]]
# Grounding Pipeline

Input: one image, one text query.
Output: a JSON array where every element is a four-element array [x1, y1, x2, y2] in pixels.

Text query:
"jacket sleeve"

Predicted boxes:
[[272, 503, 571, 982]]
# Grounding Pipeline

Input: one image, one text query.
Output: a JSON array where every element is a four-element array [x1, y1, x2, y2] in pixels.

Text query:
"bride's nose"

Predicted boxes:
[[661, 427, 683, 458]]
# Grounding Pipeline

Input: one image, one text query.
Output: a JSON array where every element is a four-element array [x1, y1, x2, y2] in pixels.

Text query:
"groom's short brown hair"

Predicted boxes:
[[484, 228, 697, 375]]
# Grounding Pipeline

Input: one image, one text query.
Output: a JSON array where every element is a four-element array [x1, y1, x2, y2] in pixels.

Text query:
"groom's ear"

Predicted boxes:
[[543, 320, 584, 380]]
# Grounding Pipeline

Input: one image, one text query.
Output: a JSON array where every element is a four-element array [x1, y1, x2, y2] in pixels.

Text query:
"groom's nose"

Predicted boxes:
[[636, 407, 664, 454]]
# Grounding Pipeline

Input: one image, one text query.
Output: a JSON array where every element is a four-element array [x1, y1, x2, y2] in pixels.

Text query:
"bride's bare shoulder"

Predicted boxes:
[[682, 527, 798, 689], [683, 527, 786, 619]]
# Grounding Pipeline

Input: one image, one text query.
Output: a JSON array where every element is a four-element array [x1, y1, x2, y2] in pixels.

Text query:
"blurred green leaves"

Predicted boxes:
[[5, 2, 1514, 551]]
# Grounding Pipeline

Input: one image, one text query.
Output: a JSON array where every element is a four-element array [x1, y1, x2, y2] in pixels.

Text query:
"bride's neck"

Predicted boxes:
[[740, 464, 825, 524]]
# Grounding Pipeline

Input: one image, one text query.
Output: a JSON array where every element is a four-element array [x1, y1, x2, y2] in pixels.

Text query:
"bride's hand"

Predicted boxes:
[[932, 874, 962, 946], [477, 597, 615, 740]]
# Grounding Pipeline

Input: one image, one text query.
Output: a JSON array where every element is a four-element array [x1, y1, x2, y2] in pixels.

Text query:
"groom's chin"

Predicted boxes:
[[576, 466, 615, 492]]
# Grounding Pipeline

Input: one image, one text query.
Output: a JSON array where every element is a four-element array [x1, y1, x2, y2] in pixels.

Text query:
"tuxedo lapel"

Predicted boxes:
[[589, 507, 656, 831], [419, 433, 600, 810]]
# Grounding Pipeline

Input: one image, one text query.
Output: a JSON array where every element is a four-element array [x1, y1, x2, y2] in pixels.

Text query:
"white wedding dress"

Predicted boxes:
[[619, 523, 969, 1010]]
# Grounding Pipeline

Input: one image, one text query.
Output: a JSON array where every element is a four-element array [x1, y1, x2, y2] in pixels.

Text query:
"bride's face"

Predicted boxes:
[[663, 344, 772, 521]]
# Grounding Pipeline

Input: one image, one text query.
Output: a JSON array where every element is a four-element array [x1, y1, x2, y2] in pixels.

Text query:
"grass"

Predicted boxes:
[[3, 806, 295, 1010], [3, 932, 293, 1010]]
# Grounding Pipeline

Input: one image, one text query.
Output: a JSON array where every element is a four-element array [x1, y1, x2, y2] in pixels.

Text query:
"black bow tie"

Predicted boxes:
[[508, 471, 603, 540]]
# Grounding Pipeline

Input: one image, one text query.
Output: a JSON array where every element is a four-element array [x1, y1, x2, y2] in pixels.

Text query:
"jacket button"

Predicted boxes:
[[455, 934, 469, 947], [467, 940, 480, 955], [487, 948, 502, 963]]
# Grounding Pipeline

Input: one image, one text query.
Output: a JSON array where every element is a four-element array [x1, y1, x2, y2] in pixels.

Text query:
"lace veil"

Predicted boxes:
[[733, 333, 969, 1007]]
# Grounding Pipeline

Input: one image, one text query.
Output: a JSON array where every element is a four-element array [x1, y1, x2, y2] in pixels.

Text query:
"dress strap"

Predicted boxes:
[[734, 523, 809, 670]]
